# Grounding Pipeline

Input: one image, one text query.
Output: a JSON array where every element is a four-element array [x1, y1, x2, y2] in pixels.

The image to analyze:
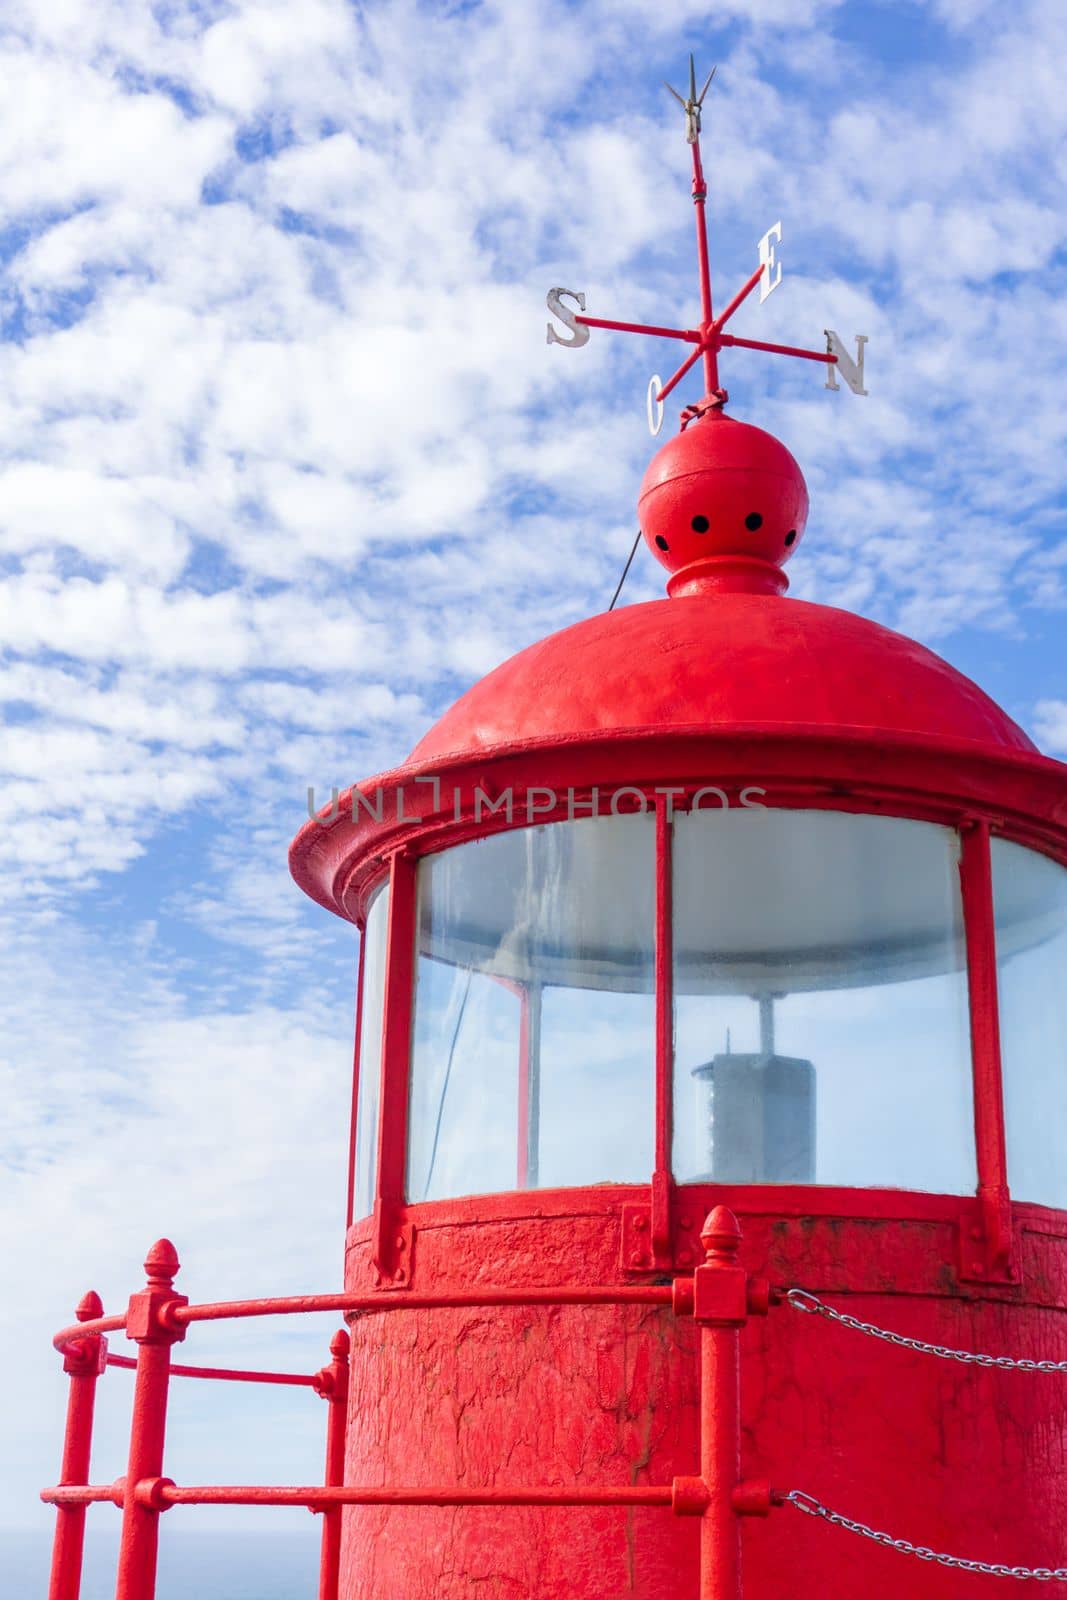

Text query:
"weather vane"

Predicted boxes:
[[546, 56, 869, 434]]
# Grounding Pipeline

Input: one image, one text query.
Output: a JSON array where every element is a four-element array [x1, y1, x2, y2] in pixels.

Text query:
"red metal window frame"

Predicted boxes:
[[344, 930, 367, 1233], [349, 793, 1026, 1262], [959, 819, 1013, 1274], [652, 794, 675, 1264], [371, 850, 418, 1277]]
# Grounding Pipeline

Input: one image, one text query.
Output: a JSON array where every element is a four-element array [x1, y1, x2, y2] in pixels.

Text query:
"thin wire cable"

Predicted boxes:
[[608, 529, 642, 611]]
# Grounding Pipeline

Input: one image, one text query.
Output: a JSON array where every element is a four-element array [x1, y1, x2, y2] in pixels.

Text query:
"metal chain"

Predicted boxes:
[[784, 1490, 1067, 1581], [785, 1288, 1067, 1373]]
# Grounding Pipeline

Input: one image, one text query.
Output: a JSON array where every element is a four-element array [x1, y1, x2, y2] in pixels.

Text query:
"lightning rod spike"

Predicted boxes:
[[698, 65, 716, 105], [664, 80, 686, 108], [688, 53, 697, 102]]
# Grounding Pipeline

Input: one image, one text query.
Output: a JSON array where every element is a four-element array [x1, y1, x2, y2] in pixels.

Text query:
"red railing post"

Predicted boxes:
[[47, 1291, 108, 1600], [694, 1207, 747, 1600], [114, 1241, 188, 1600], [314, 1328, 351, 1600]]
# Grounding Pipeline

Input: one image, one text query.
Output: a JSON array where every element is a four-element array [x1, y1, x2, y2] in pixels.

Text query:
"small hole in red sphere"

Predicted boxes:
[[691, 515, 709, 533], [745, 512, 763, 531], [655, 535, 669, 551], [784, 529, 797, 547]]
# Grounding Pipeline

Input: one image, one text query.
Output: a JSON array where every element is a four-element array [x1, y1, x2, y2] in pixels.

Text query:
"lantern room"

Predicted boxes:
[[292, 519, 1067, 1252]]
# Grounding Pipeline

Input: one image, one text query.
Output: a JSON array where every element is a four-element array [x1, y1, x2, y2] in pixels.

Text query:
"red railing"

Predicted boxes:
[[42, 1206, 774, 1600]]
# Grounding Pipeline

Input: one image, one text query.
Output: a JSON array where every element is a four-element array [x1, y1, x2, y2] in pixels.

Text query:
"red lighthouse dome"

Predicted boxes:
[[407, 593, 1035, 771]]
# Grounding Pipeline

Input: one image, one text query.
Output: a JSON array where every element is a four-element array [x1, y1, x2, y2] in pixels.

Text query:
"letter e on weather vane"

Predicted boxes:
[[758, 221, 782, 303]]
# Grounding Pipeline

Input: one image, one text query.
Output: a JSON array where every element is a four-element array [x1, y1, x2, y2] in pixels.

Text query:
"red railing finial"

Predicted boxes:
[[700, 1205, 742, 1264], [143, 1239, 180, 1289], [76, 1290, 104, 1323]]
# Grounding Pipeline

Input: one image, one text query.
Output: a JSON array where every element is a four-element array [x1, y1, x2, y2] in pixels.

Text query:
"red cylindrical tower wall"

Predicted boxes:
[[338, 1197, 1067, 1598]]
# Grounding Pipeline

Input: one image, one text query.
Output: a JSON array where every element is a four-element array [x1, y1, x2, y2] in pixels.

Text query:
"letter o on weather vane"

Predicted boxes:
[[647, 376, 664, 436]]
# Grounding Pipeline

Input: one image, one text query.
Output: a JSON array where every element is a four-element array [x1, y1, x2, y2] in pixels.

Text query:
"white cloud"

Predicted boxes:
[[0, 911, 353, 1530], [1034, 700, 1067, 756]]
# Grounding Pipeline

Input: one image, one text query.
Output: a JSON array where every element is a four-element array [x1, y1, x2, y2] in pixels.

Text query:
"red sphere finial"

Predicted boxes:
[[637, 411, 808, 597]]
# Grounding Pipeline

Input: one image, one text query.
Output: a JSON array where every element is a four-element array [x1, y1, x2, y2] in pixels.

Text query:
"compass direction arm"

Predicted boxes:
[[574, 315, 699, 343], [712, 263, 767, 335], [653, 343, 706, 405], [546, 59, 868, 413], [719, 332, 836, 366]]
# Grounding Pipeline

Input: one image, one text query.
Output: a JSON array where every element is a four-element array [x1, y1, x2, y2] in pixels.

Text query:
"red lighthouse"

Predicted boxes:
[[43, 60, 1067, 1600]]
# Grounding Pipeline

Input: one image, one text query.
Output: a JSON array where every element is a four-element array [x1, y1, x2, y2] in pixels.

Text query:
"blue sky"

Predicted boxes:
[[2, 0, 1065, 1568]]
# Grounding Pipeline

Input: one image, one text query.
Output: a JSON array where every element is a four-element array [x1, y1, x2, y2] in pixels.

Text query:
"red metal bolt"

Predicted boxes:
[[746, 1278, 772, 1318], [671, 1476, 711, 1517], [133, 1476, 175, 1512], [671, 1277, 695, 1317], [156, 1299, 188, 1335], [732, 1479, 774, 1517]]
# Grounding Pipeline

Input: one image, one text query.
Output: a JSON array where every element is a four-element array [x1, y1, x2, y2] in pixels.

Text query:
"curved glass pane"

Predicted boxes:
[[672, 809, 975, 1193], [353, 882, 388, 1220], [407, 816, 655, 1202], [993, 840, 1067, 1210]]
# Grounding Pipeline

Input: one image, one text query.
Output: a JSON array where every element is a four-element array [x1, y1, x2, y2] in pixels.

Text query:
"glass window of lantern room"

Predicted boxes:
[[671, 808, 976, 1194], [353, 881, 389, 1220], [407, 815, 656, 1202], [992, 840, 1067, 1211]]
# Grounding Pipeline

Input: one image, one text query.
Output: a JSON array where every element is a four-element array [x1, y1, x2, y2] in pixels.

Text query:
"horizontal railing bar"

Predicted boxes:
[[105, 1353, 318, 1387], [166, 1483, 675, 1508], [171, 1284, 676, 1326], [53, 1315, 128, 1350], [42, 1486, 117, 1507], [53, 1284, 678, 1352], [42, 1481, 675, 1510]]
